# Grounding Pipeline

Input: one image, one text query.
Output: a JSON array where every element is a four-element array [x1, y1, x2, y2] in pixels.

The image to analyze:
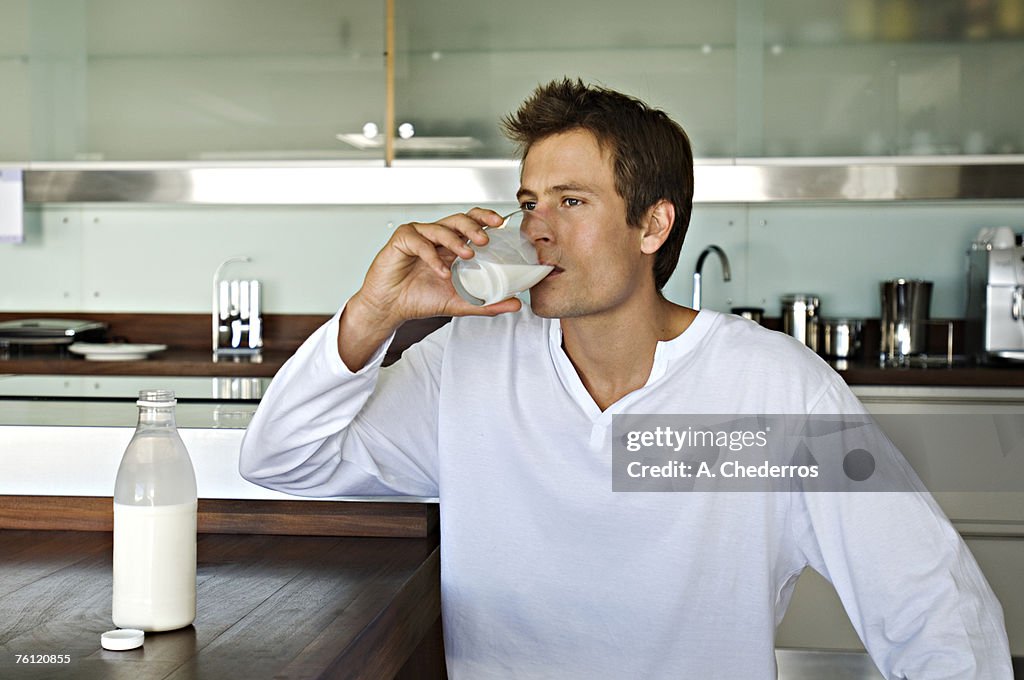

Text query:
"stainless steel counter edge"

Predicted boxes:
[[851, 385, 1024, 403], [19, 157, 1024, 204]]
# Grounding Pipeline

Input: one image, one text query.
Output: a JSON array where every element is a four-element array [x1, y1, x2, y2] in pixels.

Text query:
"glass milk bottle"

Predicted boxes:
[[112, 390, 198, 631]]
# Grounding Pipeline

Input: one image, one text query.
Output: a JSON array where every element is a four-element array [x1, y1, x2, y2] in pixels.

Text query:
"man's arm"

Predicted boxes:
[[793, 382, 1013, 679], [239, 305, 449, 496], [239, 208, 521, 497]]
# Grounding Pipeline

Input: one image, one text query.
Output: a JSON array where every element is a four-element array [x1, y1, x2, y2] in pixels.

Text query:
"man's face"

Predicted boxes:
[[517, 129, 651, 320]]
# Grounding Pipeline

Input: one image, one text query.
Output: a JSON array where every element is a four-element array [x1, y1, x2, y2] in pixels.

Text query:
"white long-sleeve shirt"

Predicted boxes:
[[239, 305, 1012, 679]]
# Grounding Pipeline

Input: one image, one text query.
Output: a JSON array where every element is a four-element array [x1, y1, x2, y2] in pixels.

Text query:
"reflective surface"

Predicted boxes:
[[763, 0, 1024, 157], [775, 649, 883, 679], [393, 0, 737, 159], [0, 374, 267, 401], [4, 1, 1024, 162], [0, 0, 385, 162], [22, 160, 1024, 204]]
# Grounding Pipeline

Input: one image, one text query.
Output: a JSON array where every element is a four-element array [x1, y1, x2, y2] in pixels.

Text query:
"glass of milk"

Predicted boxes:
[[451, 210, 554, 306]]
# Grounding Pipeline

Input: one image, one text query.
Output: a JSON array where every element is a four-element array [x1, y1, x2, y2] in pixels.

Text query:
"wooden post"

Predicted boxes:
[[385, 0, 396, 166]]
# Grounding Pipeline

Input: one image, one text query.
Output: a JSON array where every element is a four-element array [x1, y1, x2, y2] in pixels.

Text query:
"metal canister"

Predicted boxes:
[[731, 306, 764, 325], [821, 318, 864, 358], [880, 279, 933, 363], [780, 294, 821, 351]]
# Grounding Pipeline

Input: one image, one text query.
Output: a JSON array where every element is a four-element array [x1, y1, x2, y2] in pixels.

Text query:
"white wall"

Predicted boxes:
[[671, 200, 1024, 319], [1, 199, 1021, 319]]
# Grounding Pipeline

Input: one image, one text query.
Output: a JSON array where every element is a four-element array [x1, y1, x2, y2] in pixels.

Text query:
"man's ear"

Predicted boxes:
[[640, 200, 675, 255]]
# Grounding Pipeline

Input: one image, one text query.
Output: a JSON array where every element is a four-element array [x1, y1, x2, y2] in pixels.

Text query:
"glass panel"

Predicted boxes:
[[12, 0, 1024, 163], [0, 1, 32, 162], [393, 0, 738, 160], [24, 0, 385, 162], [763, 0, 1024, 156]]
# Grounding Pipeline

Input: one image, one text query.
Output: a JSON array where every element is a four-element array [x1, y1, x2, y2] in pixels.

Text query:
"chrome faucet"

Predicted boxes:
[[692, 245, 731, 311]]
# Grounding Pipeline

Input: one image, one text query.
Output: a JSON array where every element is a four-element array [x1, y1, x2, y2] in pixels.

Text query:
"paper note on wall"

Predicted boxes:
[[0, 169, 24, 244]]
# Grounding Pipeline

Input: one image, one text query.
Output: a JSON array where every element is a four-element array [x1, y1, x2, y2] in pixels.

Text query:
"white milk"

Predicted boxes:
[[458, 262, 554, 304], [112, 501, 197, 631]]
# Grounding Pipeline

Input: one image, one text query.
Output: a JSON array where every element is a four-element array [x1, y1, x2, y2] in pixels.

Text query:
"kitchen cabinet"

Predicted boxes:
[[394, 0, 1024, 160], [761, 0, 1024, 157], [3, 0, 1024, 163], [392, 0, 738, 159], [777, 386, 1024, 657], [0, 0, 385, 162], [777, 538, 1024, 658], [0, 1, 31, 162]]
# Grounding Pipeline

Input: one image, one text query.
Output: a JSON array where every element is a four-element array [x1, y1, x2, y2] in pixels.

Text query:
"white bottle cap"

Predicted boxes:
[[101, 628, 145, 651]]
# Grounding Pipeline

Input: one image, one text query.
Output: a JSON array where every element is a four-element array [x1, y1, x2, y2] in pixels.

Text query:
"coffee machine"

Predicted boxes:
[[965, 234, 1024, 363]]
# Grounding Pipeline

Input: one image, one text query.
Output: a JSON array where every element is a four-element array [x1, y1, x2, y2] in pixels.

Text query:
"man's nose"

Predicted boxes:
[[521, 212, 552, 243]]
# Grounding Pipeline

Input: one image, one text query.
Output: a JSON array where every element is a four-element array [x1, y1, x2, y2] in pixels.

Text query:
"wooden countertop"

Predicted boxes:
[[4, 356, 1023, 395], [0, 497, 444, 679], [3, 351, 1023, 386], [0, 530, 442, 680], [2, 312, 1023, 387], [0, 349, 291, 377], [831, 359, 1024, 387], [0, 313, 450, 378]]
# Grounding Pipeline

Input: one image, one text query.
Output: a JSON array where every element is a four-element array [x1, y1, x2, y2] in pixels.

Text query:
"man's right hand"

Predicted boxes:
[[338, 208, 523, 371]]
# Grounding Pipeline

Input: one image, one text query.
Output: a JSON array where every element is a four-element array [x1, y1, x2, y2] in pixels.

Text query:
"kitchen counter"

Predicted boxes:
[[2, 312, 1023, 387], [0, 399, 433, 502], [5, 527, 1016, 679], [0, 349, 292, 377], [0, 313, 449, 380], [0, 528, 442, 680], [3, 348, 1024, 388], [831, 358, 1024, 387], [2, 388, 1021, 678]]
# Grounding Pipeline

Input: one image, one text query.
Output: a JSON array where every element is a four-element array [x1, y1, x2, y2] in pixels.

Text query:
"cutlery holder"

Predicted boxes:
[[212, 257, 263, 362]]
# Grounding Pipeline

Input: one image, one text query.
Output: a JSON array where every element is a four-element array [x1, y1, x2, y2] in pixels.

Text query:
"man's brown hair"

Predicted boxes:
[[501, 78, 694, 290]]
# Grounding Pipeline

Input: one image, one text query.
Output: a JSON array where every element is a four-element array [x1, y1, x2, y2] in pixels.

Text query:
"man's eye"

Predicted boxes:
[[520, 201, 537, 211], [563, 197, 582, 207]]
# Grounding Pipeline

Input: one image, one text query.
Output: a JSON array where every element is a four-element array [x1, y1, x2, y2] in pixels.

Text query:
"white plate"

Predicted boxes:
[[68, 343, 167, 362]]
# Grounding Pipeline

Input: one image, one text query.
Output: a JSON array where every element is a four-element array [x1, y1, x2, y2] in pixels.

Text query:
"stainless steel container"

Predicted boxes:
[[821, 318, 864, 358], [731, 306, 764, 325], [880, 279, 933, 363], [780, 294, 821, 351]]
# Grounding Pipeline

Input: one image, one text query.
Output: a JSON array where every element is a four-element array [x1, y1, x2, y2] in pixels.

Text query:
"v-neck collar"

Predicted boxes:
[[545, 310, 718, 422]]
